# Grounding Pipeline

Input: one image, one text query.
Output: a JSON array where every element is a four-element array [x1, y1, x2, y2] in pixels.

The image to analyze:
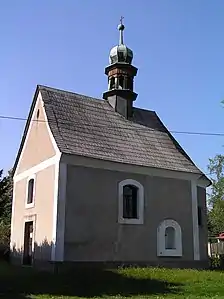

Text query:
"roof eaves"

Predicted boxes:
[[153, 111, 203, 175], [12, 85, 40, 177]]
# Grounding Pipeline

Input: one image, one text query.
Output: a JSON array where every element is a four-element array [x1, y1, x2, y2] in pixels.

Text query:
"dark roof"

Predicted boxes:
[[36, 85, 202, 175]]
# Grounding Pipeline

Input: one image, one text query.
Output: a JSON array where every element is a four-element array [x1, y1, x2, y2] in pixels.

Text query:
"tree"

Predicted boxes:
[[0, 169, 13, 248], [207, 154, 224, 236], [0, 169, 13, 225]]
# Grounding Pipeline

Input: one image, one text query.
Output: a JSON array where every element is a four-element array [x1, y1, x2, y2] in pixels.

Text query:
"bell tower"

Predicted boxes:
[[103, 18, 138, 119]]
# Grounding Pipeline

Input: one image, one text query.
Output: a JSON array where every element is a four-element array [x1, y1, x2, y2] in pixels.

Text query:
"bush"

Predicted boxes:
[[210, 255, 221, 269], [0, 222, 10, 245], [0, 222, 10, 261]]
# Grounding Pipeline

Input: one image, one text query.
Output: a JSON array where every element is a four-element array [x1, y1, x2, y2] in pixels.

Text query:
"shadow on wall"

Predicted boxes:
[[1, 240, 183, 299], [10, 239, 53, 265]]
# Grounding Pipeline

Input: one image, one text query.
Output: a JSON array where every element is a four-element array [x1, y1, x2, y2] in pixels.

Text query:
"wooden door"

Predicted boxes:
[[23, 221, 33, 265]]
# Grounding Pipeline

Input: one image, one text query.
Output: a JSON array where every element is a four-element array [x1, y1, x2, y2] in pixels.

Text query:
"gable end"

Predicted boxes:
[[13, 86, 60, 177]]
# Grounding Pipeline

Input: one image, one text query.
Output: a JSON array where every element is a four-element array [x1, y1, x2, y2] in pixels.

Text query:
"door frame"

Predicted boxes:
[[21, 214, 36, 266]]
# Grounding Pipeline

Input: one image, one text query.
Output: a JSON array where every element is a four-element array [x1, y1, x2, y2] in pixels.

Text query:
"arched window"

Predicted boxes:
[[157, 219, 182, 257], [118, 76, 124, 89], [123, 185, 138, 219], [127, 77, 133, 90], [165, 227, 176, 249], [110, 77, 115, 90], [118, 179, 144, 224], [26, 176, 35, 208]]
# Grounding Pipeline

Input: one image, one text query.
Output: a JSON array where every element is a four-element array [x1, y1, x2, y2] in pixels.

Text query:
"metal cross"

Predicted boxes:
[[120, 16, 124, 25]]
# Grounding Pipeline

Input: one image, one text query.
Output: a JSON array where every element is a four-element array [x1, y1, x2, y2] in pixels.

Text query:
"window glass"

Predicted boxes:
[[123, 185, 138, 219], [27, 179, 34, 204], [165, 226, 176, 249]]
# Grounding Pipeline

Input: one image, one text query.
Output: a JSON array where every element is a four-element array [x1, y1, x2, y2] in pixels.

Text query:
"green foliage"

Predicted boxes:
[[209, 255, 221, 269], [0, 169, 12, 246], [207, 155, 224, 204], [0, 222, 10, 246], [0, 169, 12, 225], [207, 155, 224, 236], [208, 201, 224, 236]]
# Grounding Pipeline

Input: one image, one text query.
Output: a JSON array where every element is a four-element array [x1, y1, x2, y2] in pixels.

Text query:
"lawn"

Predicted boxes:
[[0, 262, 224, 299]]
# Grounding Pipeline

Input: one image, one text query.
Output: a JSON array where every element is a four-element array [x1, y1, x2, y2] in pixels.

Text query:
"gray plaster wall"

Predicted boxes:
[[64, 165, 201, 263]]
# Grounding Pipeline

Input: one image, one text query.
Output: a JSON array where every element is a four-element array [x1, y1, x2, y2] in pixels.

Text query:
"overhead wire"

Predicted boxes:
[[0, 114, 224, 137], [0, 114, 223, 178]]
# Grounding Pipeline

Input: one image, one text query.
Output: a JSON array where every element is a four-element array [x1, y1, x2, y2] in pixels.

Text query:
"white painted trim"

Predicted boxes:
[[14, 155, 59, 182], [13, 153, 62, 261], [14, 91, 60, 177], [191, 180, 200, 260], [25, 174, 36, 209], [51, 155, 61, 261], [157, 219, 182, 257], [51, 161, 67, 261], [118, 179, 144, 225], [10, 182, 16, 251], [21, 214, 37, 266], [56, 162, 67, 261], [62, 154, 205, 184]]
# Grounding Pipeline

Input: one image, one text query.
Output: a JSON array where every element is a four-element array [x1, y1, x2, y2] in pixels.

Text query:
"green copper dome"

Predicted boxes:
[[109, 22, 133, 65]]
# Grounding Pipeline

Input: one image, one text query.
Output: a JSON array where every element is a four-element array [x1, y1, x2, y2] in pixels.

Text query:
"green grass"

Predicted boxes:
[[1, 262, 224, 299]]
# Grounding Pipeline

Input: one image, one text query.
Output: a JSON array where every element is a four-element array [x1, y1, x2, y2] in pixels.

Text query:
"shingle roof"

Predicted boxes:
[[39, 85, 202, 174]]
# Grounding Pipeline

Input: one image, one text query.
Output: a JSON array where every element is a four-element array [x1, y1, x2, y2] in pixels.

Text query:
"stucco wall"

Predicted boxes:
[[11, 165, 55, 262], [64, 165, 194, 262], [16, 96, 56, 175]]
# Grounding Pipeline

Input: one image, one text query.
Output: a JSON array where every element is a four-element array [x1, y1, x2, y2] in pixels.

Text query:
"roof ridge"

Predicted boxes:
[[38, 84, 103, 103], [133, 106, 156, 113], [38, 85, 157, 113], [13, 83, 207, 177]]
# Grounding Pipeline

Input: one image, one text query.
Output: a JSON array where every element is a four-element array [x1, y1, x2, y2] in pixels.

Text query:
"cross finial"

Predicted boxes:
[[120, 16, 124, 25], [118, 17, 125, 44]]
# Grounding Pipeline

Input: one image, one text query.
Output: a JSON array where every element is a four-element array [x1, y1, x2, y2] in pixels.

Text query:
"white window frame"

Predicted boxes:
[[157, 219, 182, 257], [118, 179, 144, 225], [25, 174, 36, 209]]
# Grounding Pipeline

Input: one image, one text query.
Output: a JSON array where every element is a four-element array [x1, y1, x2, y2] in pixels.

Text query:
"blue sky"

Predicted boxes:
[[0, 0, 224, 176]]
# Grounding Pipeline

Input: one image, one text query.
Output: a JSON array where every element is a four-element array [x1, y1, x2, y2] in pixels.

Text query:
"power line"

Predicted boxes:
[[171, 131, 224, 137], [0, 115, 27, 121], [0, 114, 222, 178], [0, 114, 224, 137]]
